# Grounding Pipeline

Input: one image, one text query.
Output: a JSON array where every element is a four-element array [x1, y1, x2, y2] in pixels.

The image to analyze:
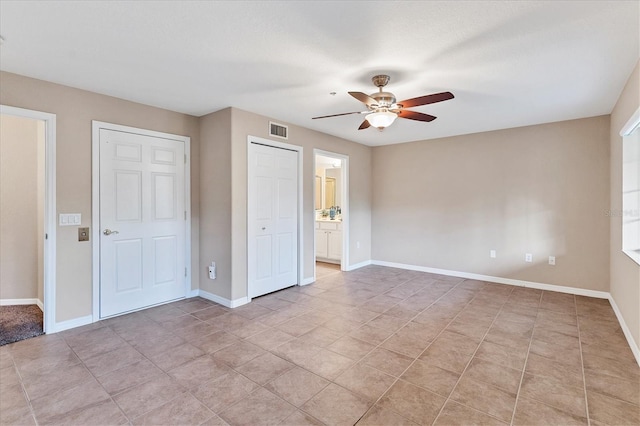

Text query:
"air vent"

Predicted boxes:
[[269, 122, 288, 139]]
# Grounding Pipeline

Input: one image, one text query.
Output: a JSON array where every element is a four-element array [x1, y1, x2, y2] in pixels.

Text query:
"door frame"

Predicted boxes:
[[91, 121, 191, 321], [313, 149, 350, 279], [0, 105, 57, 333], [247, 136, 304, 300]]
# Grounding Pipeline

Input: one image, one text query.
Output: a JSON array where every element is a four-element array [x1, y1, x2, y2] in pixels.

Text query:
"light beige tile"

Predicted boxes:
[[587, 390, 640, 425], [513, 396, 587, 425], [212, 341, 265, 368], [246, 328, 295, 350], [234, 352, 294, 385], [327, 335, 375, 361], [146, 342, 205, 371], [220, 387, 296, 425], [192, 370, 259, 412], [302, 383, 371, 426], [192, 330, 240, 354], [363, 348, 413, 377], [23, 362, 93, 401], [96, 358, 163, 395], [113, 374, 185, 419], [475, 340, 528, 371], [297, 348, 354, 380], [335, 362, 396, 402], [357, 404, 419, 425], [378, 380, 446, 425], [82, 345, 144, 377], [46, 399, 129, 425], [519, 373, 587, 418], [401, 359, 460, 397], [132, 392, 214, 425], [435, 400, 508, 426], [168, 356, 232, 390], [31, 379, 110, 424], [272, 340, 322, 365], [0, 383, 32, 425], [584, 369, 640, 406], [463, 358, 522, 394], [450, 375, 516, 423], [265, 367, 329, 407]]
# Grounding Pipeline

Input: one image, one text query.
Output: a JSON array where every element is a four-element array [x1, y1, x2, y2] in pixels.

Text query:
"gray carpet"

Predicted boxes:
[[0, 305, 44, 346]]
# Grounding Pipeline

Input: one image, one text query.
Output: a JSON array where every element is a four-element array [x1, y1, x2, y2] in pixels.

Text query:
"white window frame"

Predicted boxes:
[[620, 107, 640, 265]]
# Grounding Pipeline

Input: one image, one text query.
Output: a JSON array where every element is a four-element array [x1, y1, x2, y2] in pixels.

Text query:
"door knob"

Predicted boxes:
[[261, 227, 266, 230], [103, 229, 119, 236]]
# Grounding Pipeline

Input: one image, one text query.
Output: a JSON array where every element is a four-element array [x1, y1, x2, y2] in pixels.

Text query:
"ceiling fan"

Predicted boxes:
[[312, 75, 454, 130]]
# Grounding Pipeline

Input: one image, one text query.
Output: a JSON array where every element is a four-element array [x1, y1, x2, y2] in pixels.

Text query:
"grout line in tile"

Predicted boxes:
[[508, 289, 543, 426], [575, 295, 592, 426], [431, 285, 516, 426]]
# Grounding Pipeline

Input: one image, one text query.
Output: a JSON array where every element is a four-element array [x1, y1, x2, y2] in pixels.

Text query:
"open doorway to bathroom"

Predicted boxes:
[[0, 110, 52, 345], [314, 150, 349, 279]]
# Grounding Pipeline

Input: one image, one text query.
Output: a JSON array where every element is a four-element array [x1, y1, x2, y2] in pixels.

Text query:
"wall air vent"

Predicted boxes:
[[269, 122, 288, 139]]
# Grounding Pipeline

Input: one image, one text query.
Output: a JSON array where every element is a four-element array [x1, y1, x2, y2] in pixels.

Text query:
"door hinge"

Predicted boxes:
[[184, 154, 187, 164], [185, 267, 188, 277], [45, 233, 48, 240], [184, 211, 187, 220]]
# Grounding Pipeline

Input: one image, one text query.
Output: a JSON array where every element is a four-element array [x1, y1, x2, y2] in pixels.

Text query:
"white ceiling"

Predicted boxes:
[[0, 1, 638, 146]]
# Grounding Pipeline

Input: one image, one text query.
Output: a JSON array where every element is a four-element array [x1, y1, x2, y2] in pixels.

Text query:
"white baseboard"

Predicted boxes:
[[51, 315, 93, 333], [187, 289, 199, 298], [608, 296, 640, 366], [371, 260, 610, 299], [198, 289, 250, 308], [36, 299, 43, 311], [0, 298, 42, 306], [345, 259, 372, 272]]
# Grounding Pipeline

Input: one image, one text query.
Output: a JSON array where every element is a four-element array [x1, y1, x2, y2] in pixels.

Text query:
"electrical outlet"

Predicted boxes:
[[208, 262, 216, 279], [525, 253, 533, 263], [490, 250, 496, 258], [357, 241, 360, 249], [548, 256, 556, 265]]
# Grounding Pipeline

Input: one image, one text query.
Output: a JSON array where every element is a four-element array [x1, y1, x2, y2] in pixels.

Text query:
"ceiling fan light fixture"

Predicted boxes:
[[366, 111, 397, 129]]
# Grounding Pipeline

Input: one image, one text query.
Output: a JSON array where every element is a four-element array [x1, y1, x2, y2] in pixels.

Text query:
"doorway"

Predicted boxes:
[[247, 137, 302, 298], [0, 105, 56, 336], [92, 121, 191, 319], [314, 150, 349, 279]]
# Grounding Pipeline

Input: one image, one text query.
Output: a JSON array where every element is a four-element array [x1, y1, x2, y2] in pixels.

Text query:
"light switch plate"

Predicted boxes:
[[78, 227, 89, 242], [60, 213, 81, 226]]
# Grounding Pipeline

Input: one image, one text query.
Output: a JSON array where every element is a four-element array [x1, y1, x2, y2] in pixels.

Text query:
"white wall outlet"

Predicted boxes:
[[356, 241, 360, 249], [208, 262, 216, 279], [490, 250, 496, 258], [525, 253, 533, 263], [548, 256, 556, 265]]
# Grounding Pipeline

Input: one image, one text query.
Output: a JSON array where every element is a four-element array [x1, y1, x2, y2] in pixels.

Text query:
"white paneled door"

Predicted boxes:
[[248, 142, 299, 298], [99, 129, 186, 318]]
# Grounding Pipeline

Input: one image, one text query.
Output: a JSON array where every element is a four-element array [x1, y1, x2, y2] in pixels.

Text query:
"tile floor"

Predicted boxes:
[[1, 265, 638, 425]]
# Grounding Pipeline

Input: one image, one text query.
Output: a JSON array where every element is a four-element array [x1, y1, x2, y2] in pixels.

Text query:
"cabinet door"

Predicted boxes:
[[327, 230, 342, 260], [316, 230, 328, 258]]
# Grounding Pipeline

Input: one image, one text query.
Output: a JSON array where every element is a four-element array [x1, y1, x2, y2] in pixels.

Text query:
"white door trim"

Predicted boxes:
[[91, 121, 191, 321], [313, 149, 350, 280], [0, 105, 57, 334], [247, 135, 304, 300]]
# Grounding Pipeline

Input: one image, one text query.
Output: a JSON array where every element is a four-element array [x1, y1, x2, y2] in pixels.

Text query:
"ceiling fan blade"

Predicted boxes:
[[397, 110, 437, 122], [397, 91, 454, 108], [312, 111, 365, 119], [358, 120, 371, 130], [349, 91, 378, 107]]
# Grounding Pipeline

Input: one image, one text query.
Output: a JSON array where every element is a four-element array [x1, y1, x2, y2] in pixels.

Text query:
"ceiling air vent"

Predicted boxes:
[[269, 122, 288, 139]]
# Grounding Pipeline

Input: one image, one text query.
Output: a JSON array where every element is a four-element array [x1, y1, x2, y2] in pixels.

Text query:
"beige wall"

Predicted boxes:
[[198, 107, 372, 302], [372, 116, 610, 291], [198, 108, 233, 300], [0, 114, 40, 300], [609, 60, 640, 348], [0, 71, 200, 323]]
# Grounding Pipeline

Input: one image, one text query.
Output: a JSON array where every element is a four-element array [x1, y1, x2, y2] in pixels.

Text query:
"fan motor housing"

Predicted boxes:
[[371, 91, 396, 108]]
